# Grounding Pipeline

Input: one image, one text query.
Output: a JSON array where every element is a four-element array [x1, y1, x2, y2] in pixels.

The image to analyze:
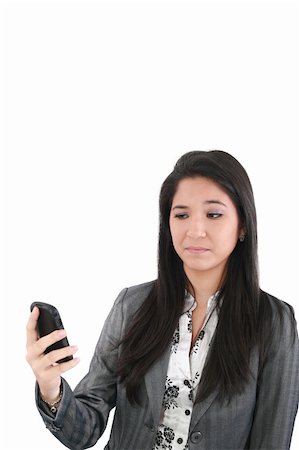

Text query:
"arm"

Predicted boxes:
[[248, 302, 299, 450], [31, 288, 127, 450]]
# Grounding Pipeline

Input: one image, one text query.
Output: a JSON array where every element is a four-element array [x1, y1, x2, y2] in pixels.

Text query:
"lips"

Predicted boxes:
[[185, 246, 209, 254]]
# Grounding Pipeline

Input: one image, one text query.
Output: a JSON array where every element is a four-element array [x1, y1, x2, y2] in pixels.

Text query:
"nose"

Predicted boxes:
[[186, 218, 207, 239]]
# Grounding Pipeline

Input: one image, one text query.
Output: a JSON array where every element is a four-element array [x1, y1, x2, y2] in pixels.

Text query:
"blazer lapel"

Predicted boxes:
[[144, 347, 219, 430], [189, 389, 219, 431], [144, 345, 171, 425]]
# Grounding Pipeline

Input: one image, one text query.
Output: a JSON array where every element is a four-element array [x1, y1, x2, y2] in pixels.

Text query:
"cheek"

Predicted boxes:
[[169, 223, 177, 245], [169, 221, 183, 247], [217, 226, 239, 252]]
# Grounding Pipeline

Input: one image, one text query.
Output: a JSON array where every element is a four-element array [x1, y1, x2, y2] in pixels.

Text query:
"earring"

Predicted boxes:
[[239, 235, 245, 242]]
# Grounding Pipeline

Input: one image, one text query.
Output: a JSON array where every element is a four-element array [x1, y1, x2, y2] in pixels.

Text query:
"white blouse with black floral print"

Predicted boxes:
[[153, 291, 219, 450]]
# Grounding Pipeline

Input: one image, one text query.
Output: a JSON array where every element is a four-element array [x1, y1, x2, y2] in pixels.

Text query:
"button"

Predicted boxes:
[[45, 423, 61, 432], [190, 431, 203, 444], [184, 379, 189, 386], [185, 409, 191, 415], [177, 437, 183, 444]]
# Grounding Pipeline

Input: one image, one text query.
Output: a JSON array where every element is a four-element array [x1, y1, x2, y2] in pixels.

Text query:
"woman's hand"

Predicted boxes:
[[26, 306, 80, 403]]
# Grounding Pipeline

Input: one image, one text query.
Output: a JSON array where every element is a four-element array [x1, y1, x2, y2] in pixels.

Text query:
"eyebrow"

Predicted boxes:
[[204, 200, 227, 207], [172, 200, 227, 210]]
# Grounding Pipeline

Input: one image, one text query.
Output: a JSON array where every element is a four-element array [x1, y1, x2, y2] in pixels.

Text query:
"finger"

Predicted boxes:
[[55, 356, 80, 375], [29, 343, 79, 381], [34, 329, 67, 356], [26, 306, 40, 347], [38, 356, 80, 379], [44, 345, 79, 366]]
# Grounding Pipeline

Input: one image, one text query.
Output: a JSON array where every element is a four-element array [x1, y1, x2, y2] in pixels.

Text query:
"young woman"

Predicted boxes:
[[26, 150, 299, 450]]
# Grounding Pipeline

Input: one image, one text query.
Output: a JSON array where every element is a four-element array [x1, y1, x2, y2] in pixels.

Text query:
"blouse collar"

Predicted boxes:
[[182, 290, 219, 314]]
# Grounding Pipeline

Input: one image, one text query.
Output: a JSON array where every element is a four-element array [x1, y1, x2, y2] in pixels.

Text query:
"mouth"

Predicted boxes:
[[185, 246, 210, 254]]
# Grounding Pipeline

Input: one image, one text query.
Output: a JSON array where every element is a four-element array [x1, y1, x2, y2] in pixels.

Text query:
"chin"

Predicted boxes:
[[183, 262, 214, 273]]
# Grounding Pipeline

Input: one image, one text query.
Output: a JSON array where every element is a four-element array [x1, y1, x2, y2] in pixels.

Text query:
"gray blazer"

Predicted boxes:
[[36, 281, 299, 450]]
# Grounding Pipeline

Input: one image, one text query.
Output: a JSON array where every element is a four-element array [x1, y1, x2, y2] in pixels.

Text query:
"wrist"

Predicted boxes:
[[40, 384, 63, 413]]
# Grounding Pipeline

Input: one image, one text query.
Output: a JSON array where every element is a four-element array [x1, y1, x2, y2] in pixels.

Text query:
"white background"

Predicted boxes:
[[1, 0, 298, 449]]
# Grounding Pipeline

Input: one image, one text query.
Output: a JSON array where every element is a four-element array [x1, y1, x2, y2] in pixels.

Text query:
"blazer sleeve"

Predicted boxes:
[[248, 302, 299, 450], [35, 287, 128, 450]]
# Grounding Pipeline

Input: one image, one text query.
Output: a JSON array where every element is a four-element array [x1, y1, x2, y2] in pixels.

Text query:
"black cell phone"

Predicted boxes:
[[30, 301, 73, 363]]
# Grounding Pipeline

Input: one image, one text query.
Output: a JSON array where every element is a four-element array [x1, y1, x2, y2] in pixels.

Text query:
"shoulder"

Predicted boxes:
[[113, 280, 156, 316], [98, 281, 156, 344], [125, 280, 156, 298], [259, 290, 298, 351], [259, 290, 296, 321]]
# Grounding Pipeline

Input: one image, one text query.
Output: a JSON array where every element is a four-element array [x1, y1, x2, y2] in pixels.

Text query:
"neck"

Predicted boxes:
[[184, 265, 225, 306]]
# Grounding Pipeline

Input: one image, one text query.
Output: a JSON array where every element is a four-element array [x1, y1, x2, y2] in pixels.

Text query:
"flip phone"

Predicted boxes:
[[30, 301, 73, 363]]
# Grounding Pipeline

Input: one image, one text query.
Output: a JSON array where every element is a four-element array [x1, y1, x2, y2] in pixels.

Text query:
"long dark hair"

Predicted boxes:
[[117, 150, 286, 403]]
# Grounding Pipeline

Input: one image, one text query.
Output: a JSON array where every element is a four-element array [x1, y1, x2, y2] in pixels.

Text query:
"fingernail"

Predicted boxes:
[[58, 330, 66, 337]]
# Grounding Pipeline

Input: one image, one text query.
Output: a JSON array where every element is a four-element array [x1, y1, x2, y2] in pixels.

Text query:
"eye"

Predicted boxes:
[[174, 213, 189, 219], [207, 212, 223, 219]]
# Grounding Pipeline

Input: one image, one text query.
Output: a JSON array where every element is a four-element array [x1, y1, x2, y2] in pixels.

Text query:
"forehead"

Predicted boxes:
[[172, 177, 233, 204]]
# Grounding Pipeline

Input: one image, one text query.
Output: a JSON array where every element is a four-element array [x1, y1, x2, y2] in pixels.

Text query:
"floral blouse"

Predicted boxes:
[[153, 291, 219, 450]]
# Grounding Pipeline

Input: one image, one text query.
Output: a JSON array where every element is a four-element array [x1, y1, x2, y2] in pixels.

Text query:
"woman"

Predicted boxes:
[[26, 150, 299, 450]]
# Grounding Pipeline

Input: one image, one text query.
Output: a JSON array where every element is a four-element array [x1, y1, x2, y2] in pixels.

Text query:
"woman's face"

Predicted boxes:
[[169, 177, 243, 281]]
